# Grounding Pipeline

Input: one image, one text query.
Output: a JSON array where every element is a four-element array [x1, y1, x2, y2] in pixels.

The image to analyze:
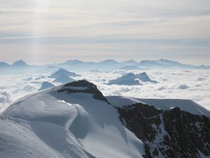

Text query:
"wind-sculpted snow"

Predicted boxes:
[[0, 116, 94, 158]]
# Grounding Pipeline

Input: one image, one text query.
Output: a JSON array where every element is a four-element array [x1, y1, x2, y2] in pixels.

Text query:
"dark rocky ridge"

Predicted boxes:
[[57, 80, 109, 103], [117, 103, 210, 158]]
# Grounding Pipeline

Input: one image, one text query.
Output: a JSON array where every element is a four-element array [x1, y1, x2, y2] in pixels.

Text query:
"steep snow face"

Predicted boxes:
[[2, 81, 145, 158], [107, 96, 210, 118]]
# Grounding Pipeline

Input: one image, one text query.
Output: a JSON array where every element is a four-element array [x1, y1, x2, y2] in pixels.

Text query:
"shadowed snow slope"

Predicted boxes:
[[1, 80, 144, 158]]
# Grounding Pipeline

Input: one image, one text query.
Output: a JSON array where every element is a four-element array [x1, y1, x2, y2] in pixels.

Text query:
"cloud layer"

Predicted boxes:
[[0, 91, 11, 104], [81, 69, 210, 110], [0, 68, 210, 112]]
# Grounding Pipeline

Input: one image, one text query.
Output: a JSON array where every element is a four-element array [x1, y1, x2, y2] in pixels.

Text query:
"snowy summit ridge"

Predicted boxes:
[[58, 80, 109, 103]]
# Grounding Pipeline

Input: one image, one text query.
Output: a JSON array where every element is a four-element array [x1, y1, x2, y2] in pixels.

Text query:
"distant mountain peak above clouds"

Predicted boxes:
[[64, 59, 85, 64], [108, 72, 157, 85], [0, 62, 9, 67], [49, 68, 80, 78], [12, 60, 27, 66], [98, 59, 120, 65], [122, 60, 138, 65], [158, 58, 182, 64], [0, 58, 210, 75]]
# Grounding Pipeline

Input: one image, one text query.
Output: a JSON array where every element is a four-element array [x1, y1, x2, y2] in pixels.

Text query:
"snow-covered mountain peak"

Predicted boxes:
[[2, 80, 145, 158], [1, 80, 210, 158], [49, 68, 79, 78], [58, 80, 109, 103], [12, 59, 27, 66], [108, 72, 157, 85], [63, 80, 96, 88]]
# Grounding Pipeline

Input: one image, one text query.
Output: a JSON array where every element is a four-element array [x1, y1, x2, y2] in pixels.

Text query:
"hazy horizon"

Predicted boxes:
[[1, 58, 210, 66]]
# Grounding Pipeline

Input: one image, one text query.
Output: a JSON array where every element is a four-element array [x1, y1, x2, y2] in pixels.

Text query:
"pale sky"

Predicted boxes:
[[0, 0, 210, 65]]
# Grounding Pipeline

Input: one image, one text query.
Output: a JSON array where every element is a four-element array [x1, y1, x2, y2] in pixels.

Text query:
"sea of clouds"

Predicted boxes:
[[0, 68, 209, 112]]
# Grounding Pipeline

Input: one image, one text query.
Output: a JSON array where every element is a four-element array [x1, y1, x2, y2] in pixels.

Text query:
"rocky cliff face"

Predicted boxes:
[[117, 103, 210, 158]]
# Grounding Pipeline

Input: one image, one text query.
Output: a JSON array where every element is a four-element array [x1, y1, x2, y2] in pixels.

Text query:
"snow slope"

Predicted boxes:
[[0, 116, 93, 158], [107, 96, 210, 117], [1, 82, 145, 158]]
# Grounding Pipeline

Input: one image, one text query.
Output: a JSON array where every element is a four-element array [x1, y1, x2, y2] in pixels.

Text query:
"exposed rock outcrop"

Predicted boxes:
[[117, 103, 210, 158], [58, 80, 109, 103]]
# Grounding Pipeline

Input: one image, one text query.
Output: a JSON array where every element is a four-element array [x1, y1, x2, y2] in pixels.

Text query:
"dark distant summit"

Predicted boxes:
[[12, 60, 27, 66]]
